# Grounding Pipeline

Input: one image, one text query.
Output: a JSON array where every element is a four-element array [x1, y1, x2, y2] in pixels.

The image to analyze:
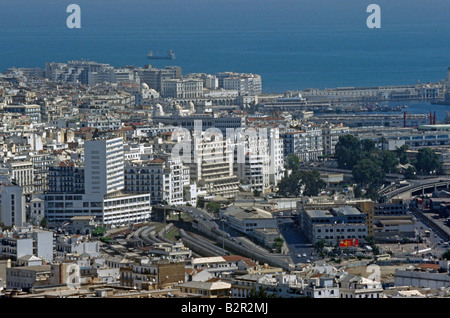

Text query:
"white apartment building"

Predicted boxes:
[[0, 185, 26, 227], [256, 274, 339, 298], [268, 128, 285, 187], [125, 156, 189, 206], [9, 161, 34, 194], [321, 124, 350, 156], [338, 275, 384, 299], [281, 125, 323, 162], [0, 229, 53, 264], [191, 131, 239, 199], [235, 130, 270, 193], [55, 235, 100, 258], [221, 74, 262, 96], [231, 127, 284, 193], [30, 197, 45, 224]]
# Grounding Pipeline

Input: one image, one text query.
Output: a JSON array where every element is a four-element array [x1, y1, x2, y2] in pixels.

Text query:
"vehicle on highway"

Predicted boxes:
[[376, 254, 391, 261]]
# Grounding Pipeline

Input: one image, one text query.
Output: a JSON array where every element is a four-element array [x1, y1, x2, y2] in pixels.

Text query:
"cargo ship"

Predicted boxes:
[[147, 50, 175, 60]]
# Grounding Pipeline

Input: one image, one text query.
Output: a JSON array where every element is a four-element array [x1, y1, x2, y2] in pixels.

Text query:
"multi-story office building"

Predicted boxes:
[[84, 137, 125, 196], [235, 129, 270, 193], [301, 206, 368, 246], [268, 128, 285, 187], [160, 78, 204, 99], [281, 124, 323, 162], [87, 67, 136, 86], [138, 66, 181, 92], [44, 137, 151, 225], [231, 124, 285, 188]]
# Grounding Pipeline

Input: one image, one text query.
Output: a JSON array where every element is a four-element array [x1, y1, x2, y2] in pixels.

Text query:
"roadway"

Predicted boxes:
[[177, 206, 296, 270], [278, 217, 316, 264], [381, 177, 450, 200], [300, 166, 406, 182]]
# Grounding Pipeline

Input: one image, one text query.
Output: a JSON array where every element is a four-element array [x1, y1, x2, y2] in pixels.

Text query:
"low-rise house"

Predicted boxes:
[[6, 265, 52, 291], [337, 274, 384, 299], [120, 258, 185, 290], [178, 279, 232, 298]]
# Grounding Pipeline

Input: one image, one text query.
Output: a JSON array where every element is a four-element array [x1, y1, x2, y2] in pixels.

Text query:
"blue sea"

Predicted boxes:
[[0, 0, 449, 96]]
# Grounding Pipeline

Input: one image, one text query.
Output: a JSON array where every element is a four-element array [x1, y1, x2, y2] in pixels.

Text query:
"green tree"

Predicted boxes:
[[277, 170, 325, 197], [206, 202, 221, 214], [92, 227, 106, 237], [361, 139, 377, 154], [396, 144, 410, 164], [314, 238, 328, 252], [301, 170, 326, 197], [352, 158, 384, 186], [380, 151, 399, 173], [277, 171, 303, 197], [335, 135, 362, 169], [286, 154, 301, 171], [414, 148, 441, 174], [273, 237, 284, 252], [404, 166, 417, 179]]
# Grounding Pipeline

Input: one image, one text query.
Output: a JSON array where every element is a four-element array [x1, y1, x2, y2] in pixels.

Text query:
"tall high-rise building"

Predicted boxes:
[[45, 137, 151, 225], [84, 137, 125, 196]]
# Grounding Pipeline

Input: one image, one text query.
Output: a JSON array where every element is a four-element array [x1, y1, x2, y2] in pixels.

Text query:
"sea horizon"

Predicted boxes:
[[0, 0, 449, 93]]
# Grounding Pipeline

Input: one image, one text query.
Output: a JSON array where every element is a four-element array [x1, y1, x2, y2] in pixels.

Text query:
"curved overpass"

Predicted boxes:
[[383, 178, 450, 200]]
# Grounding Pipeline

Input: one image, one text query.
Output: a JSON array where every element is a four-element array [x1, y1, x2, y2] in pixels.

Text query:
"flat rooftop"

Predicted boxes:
[[225, 206, 273, 220], [331, 206, 363, 216], [305, 209, 333, 218]]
